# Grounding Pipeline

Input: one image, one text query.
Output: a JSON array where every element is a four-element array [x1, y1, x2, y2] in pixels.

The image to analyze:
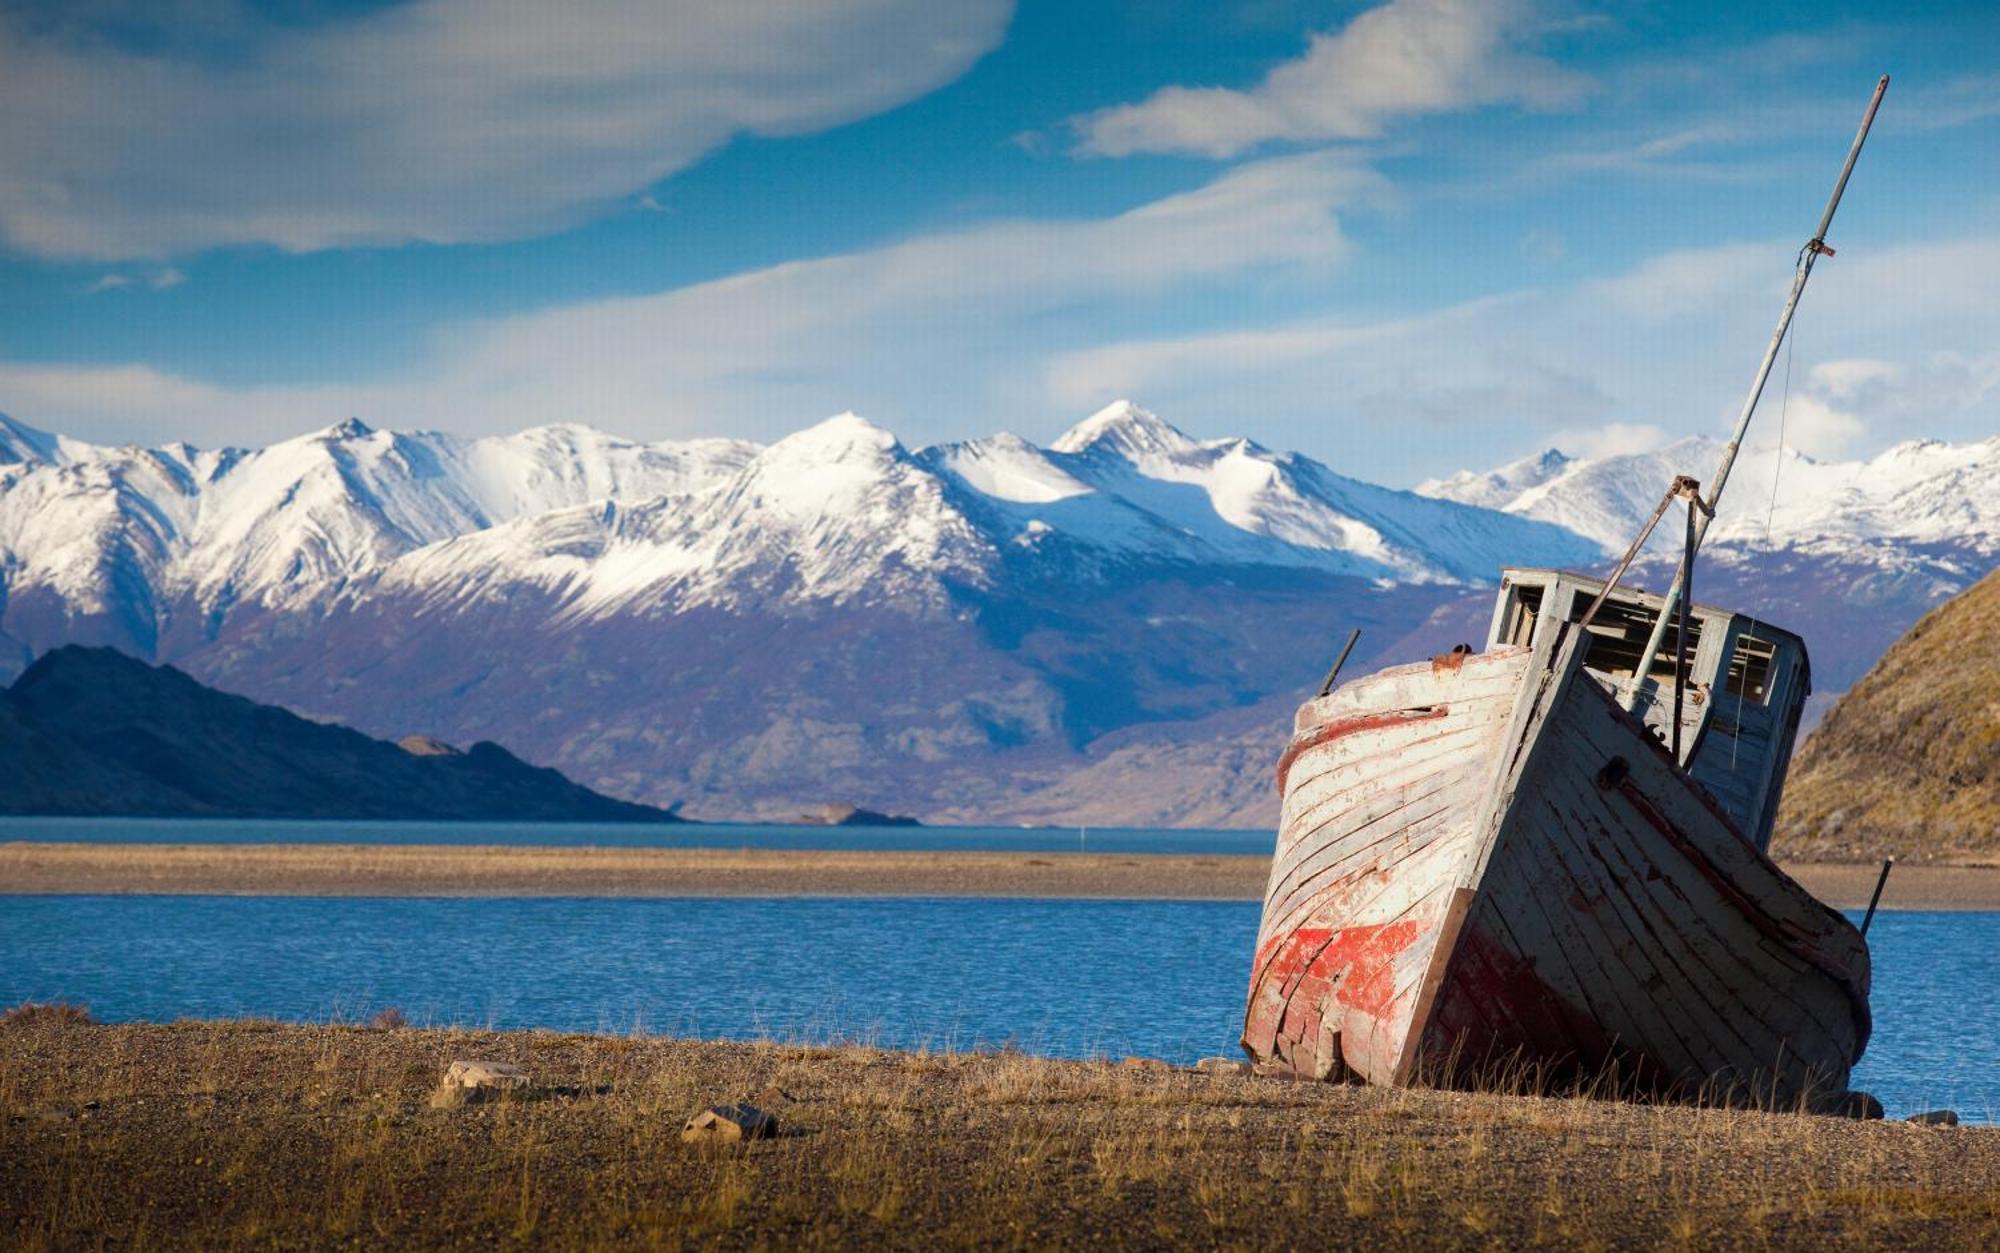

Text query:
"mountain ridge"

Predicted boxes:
[[0, 645, 677, 820], [2, 403, 1994, 825]]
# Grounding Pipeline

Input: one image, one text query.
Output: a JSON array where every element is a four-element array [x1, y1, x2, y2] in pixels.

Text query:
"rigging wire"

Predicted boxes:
[[1732, 245, 1805, 770]]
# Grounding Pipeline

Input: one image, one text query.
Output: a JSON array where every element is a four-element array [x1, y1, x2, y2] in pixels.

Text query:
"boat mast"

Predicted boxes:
[[1623, 75, 1889, 713]]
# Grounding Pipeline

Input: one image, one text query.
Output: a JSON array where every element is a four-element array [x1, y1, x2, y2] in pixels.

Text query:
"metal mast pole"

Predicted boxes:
[[1623, 75, 1888, 714]]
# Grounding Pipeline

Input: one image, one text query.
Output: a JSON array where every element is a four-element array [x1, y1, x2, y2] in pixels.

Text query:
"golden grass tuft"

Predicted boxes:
[[0, 1001, 96, 1028]]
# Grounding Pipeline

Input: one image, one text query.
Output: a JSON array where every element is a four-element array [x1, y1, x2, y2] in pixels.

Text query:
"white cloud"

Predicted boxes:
[[1774, 394, 1866, 459], [0, 0, 1013, 260], [0, 361, 365, 448], [1037, 234, 2000, 479], [0, 152, 1376, 448], [1776, 353, 2000, 459], [10, 222, 1997, 481], [413, 151, 1370, 437], [1069, 0, 1587, 158], [81, 266, 185, 295], [1544, 421, 1671, 461], [1583, 243, 1776, 320]]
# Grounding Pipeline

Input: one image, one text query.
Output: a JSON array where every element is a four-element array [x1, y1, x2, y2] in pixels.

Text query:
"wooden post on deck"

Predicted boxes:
[[1860, 857, 1894, 937], [1317, 629, 1362, 698]]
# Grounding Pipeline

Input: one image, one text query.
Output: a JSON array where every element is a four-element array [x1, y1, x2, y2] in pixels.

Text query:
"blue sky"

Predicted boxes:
[[0, 0, 1996, 483]]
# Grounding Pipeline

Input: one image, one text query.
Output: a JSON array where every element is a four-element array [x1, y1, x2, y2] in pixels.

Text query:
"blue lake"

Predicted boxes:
[[1, 895, 1992, 1122], [0, 816, 1268, 856]]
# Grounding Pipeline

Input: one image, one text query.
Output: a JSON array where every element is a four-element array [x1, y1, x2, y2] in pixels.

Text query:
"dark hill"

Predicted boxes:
[[0, 646, 676, 822], [1773, 567, 2000, 861]]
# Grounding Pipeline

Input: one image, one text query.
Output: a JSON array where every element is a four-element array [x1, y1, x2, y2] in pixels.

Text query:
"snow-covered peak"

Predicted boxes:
[[1425, 432, 2000, 558], [1050, 400, 1197, 459], [378, 413, 988, 617], [320, 417, 376, 441], [764, 412, 900, 463], [1416, 448, 1573, 512], [0, 412, 77, 466], [921, 433, 1093, 504], [0, 413, 757, 617]]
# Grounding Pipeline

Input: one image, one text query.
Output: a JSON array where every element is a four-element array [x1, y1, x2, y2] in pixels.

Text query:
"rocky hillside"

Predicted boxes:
[[0, 646, 674, 821], [1773, 568, 2000, 861]]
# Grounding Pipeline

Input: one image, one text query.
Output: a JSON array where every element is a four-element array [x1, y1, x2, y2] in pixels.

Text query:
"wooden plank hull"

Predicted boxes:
[[1243, 626, 1870, 1108]]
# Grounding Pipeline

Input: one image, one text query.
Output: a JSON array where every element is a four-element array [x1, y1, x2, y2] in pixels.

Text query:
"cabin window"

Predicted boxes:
[[1724, 634, 1777, 704], [1567, 596, 1700, 681], [1504, 583, 1544, 646]]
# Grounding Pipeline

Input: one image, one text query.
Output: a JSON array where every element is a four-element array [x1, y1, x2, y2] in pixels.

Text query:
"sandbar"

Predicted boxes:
[[3, 841, 1997, 909]]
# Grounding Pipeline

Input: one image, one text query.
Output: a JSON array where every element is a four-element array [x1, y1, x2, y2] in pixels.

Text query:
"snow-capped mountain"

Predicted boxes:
[[0, 416, 755, 639], [1419, 432, 2000, 740], [936, 402, 1590, 585], [0, 402, 1598, 644], [2, 400, 1994, 827], [1415, 448, 1575, 513], [1419, 435, 2000, 562]]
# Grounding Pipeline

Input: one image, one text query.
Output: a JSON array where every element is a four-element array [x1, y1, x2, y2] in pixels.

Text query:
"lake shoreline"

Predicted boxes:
[[4, 841, 1999, 908], [2, 1015, 1994, 1248]]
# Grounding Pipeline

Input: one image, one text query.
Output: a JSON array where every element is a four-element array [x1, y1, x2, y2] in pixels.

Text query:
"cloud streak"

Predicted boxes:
[[1069, 0, 1587, 158], [1041, 235, 2000, 468], [0, 0, 1013, 260], [6, 194, 1996, 479], [0, 152, 1379, 447]]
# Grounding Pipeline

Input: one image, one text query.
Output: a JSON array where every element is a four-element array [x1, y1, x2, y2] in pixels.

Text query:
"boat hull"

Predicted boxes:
[[1243, 626, 1870, 1108]]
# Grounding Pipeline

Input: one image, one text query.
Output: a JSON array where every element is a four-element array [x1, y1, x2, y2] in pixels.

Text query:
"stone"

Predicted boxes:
[[1906, 1109, 1960, 1127], [683, 1104, 778, 1144], [1252, 1062, 1309, 1082], [1194, 1056, 1251, 1077], [431, 1059, 532, 1107], [1835, 1090, 1885, 1121]]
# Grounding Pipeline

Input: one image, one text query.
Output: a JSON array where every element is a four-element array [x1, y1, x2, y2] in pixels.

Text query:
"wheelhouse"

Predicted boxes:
[[1487, 567, 1810, 852]]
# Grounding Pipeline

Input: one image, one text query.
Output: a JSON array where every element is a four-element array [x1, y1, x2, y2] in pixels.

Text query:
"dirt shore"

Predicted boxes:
[[1, 1016, 1994, 1249], [3, 842, 1998, 908]]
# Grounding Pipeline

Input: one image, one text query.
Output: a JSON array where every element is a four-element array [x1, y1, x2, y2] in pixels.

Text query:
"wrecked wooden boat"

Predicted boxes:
[[1242, 568, 1869, 1106], [1243, 77, 1891, 1110]]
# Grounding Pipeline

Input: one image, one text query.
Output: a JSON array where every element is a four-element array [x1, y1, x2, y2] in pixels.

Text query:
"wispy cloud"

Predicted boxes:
[[0, 0, 1014, 260], [0, 152, 1380, 447], [1040, 234, 2000, 469], [8, 225, 1997, 477], [81, 266, 186, 295], [1068, 0, 1587, 158]]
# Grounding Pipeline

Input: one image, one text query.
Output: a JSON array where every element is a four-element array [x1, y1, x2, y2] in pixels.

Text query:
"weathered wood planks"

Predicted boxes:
[[1243, 624, 1869, 1110]]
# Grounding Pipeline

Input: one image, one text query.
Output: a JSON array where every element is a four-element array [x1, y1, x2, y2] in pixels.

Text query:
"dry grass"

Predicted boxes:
[[366, 1007, 410, 1031], [0, 1002, 95, 1028], [3, 1015, 1996, 1249]]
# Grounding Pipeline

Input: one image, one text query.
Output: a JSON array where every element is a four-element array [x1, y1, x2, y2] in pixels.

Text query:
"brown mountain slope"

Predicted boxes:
[[1773, 566, 2000, 862]]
